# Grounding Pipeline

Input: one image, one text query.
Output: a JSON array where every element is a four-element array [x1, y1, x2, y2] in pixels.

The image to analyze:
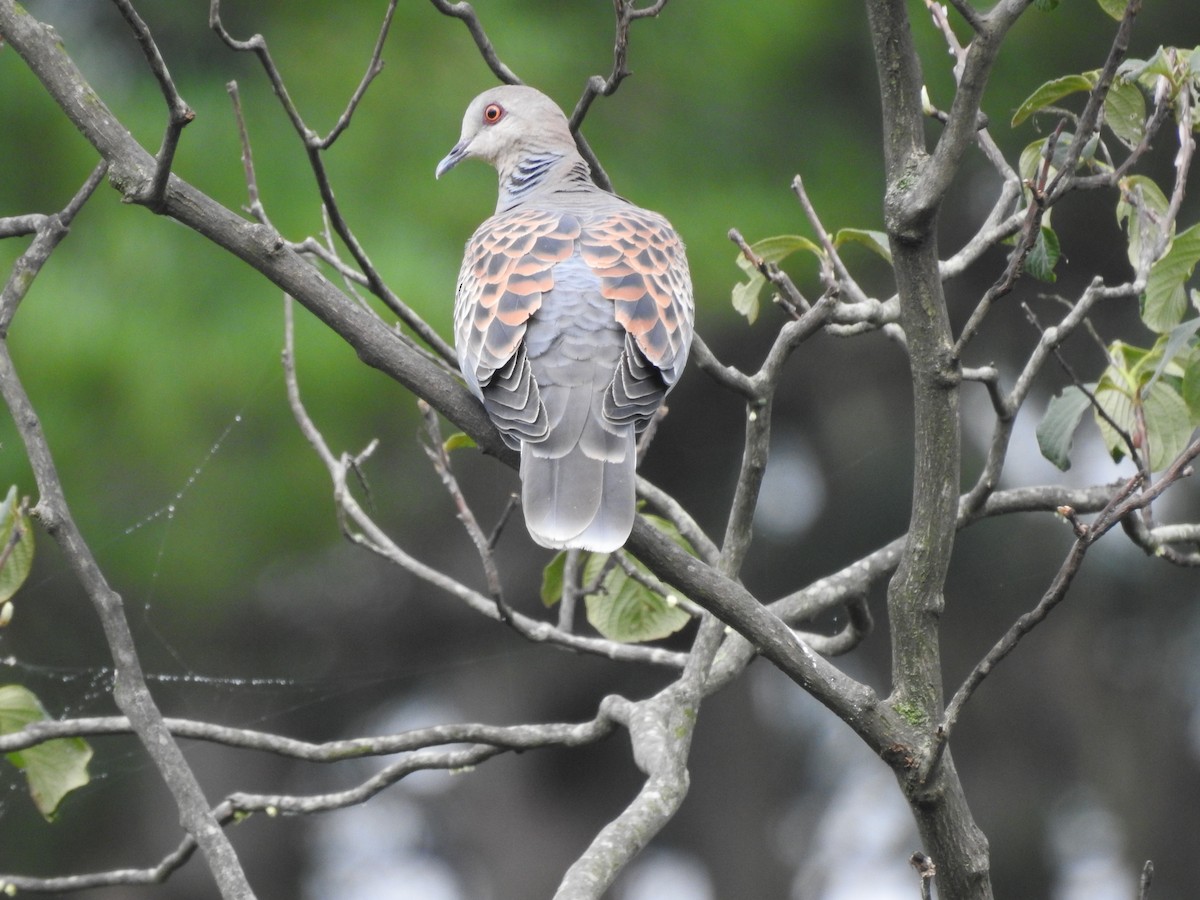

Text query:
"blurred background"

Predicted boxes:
[[1, 0, 1198, 897]]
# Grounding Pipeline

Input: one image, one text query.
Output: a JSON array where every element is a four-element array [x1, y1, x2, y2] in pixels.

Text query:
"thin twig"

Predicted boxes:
[[792, 174, 871, 306], [226, 81, 270, 226], [910, 850, 937, 900], [211, 0, 456, 364], [565, 0, 674, 192], [0, 161, 107, 335], [0, 711, 620, 894], [729, 227, 812, 318], [0, 293, 254, 898], [419, 399, 510, 621], [318, 0, 399, 149], [952, 120, 1064, 359], [427, 0, 521, 84], [1044, 0, 1142, 205], [112, 0, 194, 209], [929, 437, 1200, 780], [281, 298, 685, 668]]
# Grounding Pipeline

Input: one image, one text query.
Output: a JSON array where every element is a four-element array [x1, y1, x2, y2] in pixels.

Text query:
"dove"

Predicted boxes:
[[437, 85, 693, 552]]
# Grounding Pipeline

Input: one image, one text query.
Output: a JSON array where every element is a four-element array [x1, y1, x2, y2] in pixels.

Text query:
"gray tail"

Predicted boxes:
[[520, 437, 636, 552]]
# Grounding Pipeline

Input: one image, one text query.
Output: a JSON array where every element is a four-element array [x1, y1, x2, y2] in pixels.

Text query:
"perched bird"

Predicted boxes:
[[437, 85, 693, 552]]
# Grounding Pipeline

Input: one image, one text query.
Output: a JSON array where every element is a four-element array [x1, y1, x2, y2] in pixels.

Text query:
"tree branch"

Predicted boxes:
[[0, 217, 254, 900], [111, 0, 195, 210]]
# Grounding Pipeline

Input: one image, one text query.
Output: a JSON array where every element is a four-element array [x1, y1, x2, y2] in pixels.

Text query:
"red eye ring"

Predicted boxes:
[[483, 103, 504, 124]]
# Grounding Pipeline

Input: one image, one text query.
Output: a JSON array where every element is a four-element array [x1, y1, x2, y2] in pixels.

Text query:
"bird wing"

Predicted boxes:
[[579, 208, 694, 429], [454, 208, 582, 447]]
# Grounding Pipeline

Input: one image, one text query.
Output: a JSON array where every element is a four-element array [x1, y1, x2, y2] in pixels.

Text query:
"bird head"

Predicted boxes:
[[436, 85, 578, 179]]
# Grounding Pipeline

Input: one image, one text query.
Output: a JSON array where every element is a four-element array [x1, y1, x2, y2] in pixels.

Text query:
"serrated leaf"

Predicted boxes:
[[1096, 379, 1193, 471], [1104, 78, 1146, 147], [1024, 226, 1061, 282], [0, 685, 92, 820], [1012, 73, 1096, 127], [1037, 386, 1093, 471], [0, 487, 33, 605], [1143, 223, 1200, 333], [1117, 174, 1171, 269], [1095, 0, 1129, 20], [584, 563, 690, 643], [834, 228, 893, 264], [441, 432, 476, 453]]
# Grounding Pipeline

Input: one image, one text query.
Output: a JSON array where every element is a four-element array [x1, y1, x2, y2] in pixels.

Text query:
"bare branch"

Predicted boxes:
[[427, 0, 522, 84], [111, 0, 194, 209], [933, 437, 1200, 777], [562, 0, 675, 192], [791, 174, 871, 307], [419, 399, 511, 620], [319, 0, 399, 149], [210, 0, 456, 364], [282, 298, 685, 668], [690, 334, 758, 401], [0, 161, 107, 335], [226, 81, 270, 226], [0, 267, 254, 900]]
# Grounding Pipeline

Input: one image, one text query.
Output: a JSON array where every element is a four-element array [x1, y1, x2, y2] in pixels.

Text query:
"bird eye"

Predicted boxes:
[[483, 103, 504, 124]]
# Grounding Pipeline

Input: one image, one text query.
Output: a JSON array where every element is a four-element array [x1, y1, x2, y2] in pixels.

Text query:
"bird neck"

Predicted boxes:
[[496, 150, 598, 212]]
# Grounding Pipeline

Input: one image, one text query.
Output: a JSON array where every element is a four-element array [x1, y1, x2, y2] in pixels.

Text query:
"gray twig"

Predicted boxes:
[[111, 0, 194, 209]]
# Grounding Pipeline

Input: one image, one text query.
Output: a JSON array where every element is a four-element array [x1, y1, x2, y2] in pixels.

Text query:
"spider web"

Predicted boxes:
[[0, 401, 353, 826]]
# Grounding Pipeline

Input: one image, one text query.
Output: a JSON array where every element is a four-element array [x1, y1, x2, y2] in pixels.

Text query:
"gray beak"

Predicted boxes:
[[435, 140, 469, 179]]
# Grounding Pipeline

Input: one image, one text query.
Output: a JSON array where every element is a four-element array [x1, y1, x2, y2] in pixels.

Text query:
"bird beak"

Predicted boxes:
[[435, 140, 469, 179]]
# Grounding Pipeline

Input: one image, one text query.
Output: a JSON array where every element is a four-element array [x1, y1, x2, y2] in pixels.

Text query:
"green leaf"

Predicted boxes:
[[582, 515, 696, 643], [0, 685, 92, 820], [833, 228, 892, 264], [584, 562, 690, 643], [1019, 138, 1049, 185], [1024, 226, 1061, 282], [1184, 350, 1200, 421], [731, 278, 764, 324], [1104, 78, 1146, 147], [1095, 378, 1193, 471], [1145, 319, 1200, 392], [1116, 174, 1171, 269], [640, 513, 696, 555], [1037, 386, 1093, 471], [0, 486, 34, 606], [1012, 73, 1096, 127], [1143, 223, 1200, 333], [1095, 0, 1129, 20], [1033, 0, 1059, 10], [441, 432, 476, 453], [730, 235, 823, 324], [540, 551, 567, 607]]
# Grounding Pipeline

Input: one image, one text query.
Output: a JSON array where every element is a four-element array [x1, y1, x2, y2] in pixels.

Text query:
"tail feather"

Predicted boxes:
[[520, 436, 636, 552]]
